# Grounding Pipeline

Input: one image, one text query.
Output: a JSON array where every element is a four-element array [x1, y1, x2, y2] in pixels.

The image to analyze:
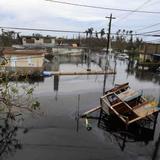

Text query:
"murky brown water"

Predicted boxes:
[[1, 53, 160, 160]]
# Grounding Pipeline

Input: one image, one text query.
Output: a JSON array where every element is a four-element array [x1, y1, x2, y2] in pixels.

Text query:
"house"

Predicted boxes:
[[1, 48, 46, 75], [139, 43, 160, 62], [137, 43, 160, 70], [22, 35, 56, 48]]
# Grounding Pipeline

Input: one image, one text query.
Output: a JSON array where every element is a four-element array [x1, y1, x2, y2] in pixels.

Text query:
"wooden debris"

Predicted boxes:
[[101, 83, 160, 125], [81, 106, 101, 118]]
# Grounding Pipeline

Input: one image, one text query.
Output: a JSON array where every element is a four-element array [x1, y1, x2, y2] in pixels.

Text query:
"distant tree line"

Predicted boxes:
[[112, 29, 143, 53], [61, 28, 143, 53], [0, 28, 143, 53], [0, 29, 22, 47]]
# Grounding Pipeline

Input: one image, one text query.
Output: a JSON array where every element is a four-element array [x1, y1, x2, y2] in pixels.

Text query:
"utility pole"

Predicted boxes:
[[105, 14, 115, 56], [103, 14, 116, 95]]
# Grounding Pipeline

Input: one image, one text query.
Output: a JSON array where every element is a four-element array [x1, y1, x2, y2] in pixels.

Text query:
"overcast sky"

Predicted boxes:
[[0, 0, 160, 41]]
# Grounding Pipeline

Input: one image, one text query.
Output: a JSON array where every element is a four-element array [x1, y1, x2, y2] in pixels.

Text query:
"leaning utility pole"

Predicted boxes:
[[103, 14, 116, 95]]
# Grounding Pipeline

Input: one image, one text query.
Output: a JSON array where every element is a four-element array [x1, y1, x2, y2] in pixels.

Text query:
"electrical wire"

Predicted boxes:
[[143, 0, 160, 7], [113, 0, 153, 24], [145, 38, 160, 43], [0, 26, 84, 34], [138, 29, 160, 35], [45, 0, 160, 14], [1, 26, 160, 37], [135, 22, 160, 32], [46, 0, 160, 36]]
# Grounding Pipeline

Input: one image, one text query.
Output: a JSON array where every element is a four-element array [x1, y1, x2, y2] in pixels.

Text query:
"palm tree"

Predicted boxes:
[[85, 30, 89, 38], [16, 32, 22, 44], [88, 28, 94, 38], [100, 28, 105, 38], [95, 31, 98, 38]]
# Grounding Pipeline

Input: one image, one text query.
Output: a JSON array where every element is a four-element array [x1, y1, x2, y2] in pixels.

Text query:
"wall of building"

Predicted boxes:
[[52, 47, 83, 55], [4, 54, 44, 68], [22, 37, 55, 47], [139, 54, 153, 62], [139, 43, 160, 62], [140, 43, 160, 55]]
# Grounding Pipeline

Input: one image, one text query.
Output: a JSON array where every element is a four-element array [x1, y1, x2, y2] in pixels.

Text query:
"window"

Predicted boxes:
[[26, 38, 35, 43], [27, 56, 32, 66], [43, 38, 52, 43]]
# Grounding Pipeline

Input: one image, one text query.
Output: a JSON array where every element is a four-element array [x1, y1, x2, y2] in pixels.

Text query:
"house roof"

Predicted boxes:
[[3, 49, 46, 55]]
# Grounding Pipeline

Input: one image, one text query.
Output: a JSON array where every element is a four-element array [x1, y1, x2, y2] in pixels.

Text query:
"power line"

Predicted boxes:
[[45, 0, 160, 14], [108, 31, 159, 37], [1, 26, 160, 37], [139, 33, 160, 37], [145, 38, 160, 43], [0, 26, 84, 34], [138, 29, 160, 34], [111, 32, 160, 37], [135, 22, 160, 31], [144, 0, 160, 7], [114, 0, 153, 24]]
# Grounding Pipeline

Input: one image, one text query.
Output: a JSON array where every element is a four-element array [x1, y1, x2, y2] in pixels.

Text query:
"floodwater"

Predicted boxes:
[[2, 53, 160, 160]]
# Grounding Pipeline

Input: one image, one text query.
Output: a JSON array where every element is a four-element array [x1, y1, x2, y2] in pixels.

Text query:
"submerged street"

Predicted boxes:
[[1, 1, 160, 159], [4, 54, 160, 160]]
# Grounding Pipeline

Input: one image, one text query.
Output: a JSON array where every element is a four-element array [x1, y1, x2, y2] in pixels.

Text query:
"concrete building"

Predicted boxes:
[[22, 35, 56, 48], [1, 48, 46, 74], [139, 43, 160, 62]]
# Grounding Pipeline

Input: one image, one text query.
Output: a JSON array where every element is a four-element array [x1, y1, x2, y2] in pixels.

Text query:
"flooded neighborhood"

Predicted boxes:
[[0, 0, 160, 160]]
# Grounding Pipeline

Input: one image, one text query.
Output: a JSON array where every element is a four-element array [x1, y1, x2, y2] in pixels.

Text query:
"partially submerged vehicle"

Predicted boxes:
[[116, 53, 129, 60], [100, 83, 159, 125]]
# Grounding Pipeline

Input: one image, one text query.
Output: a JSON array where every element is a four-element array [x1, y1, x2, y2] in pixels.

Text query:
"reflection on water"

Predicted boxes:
[[47, 53, 160, 96], [135, 70, 160, 84], [54, 75, 59, 101], [125, 59, 160, 85], [98, 110, 158, 151], [44, 54, 83, 71], [1, 53, 160, 159], [54, 75, 59, 91]]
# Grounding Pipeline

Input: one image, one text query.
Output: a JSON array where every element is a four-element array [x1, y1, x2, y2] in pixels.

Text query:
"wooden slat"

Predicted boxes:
[[81, 106, 101, 118], [105, 83, 129, 94], [111, 101, 123, 107]]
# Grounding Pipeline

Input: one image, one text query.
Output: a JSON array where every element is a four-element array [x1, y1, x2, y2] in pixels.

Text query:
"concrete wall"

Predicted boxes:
[[4, 54, 44, 68], [52, 47, 83, 55], [139, 54, 152, 62], [22, 37, 55, 47], [140, 43, 160, 55]]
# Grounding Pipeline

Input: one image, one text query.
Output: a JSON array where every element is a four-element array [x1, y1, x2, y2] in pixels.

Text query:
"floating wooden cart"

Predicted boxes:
[[100, 83, 160, 125]]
